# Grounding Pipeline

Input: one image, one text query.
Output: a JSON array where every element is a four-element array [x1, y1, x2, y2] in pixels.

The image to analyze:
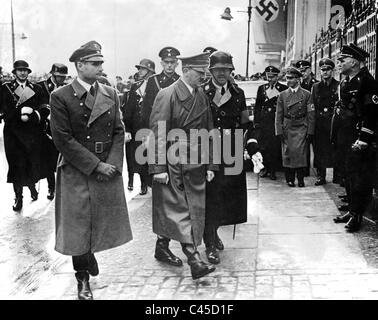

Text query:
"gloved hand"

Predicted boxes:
[[251, 152, 264, 174], [21, 106, 33, 115]]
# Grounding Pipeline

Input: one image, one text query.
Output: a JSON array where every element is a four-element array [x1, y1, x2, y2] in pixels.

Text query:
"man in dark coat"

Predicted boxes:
[[202, 51, 260, 265], [332, 44, 378, 232], [254, 66, 287, 180], [275, 67, 315, 187], [122, 58, 155, 194], [50, 41, 132, 300], [149, 52, 218, 280], [311, 58, 339, 186], [141, 46, 180, 129], [38, 63, 68, 200], [0, 60, 49, 211]]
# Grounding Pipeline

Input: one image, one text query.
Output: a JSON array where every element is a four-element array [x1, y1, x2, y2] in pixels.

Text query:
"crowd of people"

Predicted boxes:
[[0, 39, 377, 300]]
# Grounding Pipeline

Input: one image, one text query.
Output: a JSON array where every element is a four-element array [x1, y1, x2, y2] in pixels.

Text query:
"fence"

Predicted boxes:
[[304, 0, 377, 80]]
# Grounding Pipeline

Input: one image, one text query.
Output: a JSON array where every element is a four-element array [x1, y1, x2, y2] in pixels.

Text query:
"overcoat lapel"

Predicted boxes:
[[16, 86, 35, 106], [287, 89, 304, 107], [87, 84, 114, 127]]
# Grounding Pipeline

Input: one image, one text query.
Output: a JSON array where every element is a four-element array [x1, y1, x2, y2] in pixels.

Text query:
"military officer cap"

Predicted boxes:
[[69, 40, 104, 63], [12, 60, 32, 74], [265, 65, 280, 75], [49, 63, 68, 76], [179, 52, 210, 73], [285, 66, 302, 78], [319, 58, 335, 70], [135, 59, 156, 73], [203, 46, 218, 54], [295, 60, 311, 72], [338, 43, 370, 62], [159, 47, 180, 60]]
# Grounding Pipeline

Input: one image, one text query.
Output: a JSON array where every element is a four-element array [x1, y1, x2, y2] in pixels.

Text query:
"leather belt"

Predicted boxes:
[[87, 140, 112, 154], [284, 114, 306, 120]]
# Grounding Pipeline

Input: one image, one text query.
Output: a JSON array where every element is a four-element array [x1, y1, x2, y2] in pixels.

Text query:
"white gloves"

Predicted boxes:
[[251, 152, 264, 174], [21, 106, 33, 115]]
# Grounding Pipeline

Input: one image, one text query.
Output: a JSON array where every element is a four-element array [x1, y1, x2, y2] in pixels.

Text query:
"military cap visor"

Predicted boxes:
[[285, 67, 302, 78], [338, 44, 370, 62], [265, 66, 280, 74], [180, 53, 210, 71], [159, 47, 180, 59], [69, 40, 104, 62]]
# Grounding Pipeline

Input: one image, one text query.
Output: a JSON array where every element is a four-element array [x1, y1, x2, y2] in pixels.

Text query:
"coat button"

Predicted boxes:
[[86, 135, 90, 139], [108, 111, 111, 114], [80, 103, 83, 106], [107, 134, 110, 137], [84, 114, 88, 117], [108, 123, 111, 126]]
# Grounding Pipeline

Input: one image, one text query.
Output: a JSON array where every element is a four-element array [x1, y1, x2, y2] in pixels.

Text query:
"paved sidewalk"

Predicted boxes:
[[29, 171, 378, 300]]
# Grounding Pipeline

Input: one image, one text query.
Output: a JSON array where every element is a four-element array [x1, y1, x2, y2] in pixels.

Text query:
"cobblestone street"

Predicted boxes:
[[12, 170, 378, 300]]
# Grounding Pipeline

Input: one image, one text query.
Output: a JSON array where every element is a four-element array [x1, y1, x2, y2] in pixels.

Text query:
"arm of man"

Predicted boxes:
[[141, 77, 156, 129], [307, 91, 316, 136], [50, 91, 101, 176], [275, 92, 284, 137], [254, 86, 264, 126], [106, 89, 126, 174]]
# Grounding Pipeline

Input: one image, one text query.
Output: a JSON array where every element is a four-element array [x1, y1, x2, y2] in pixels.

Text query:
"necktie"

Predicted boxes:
[[89, 85, 95, 96], [221, 87, 226, 96]]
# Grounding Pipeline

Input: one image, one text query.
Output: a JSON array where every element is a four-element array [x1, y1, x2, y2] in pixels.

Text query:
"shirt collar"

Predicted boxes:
[[16, 80, 26, 88], [212, 79, 227, 93], [77, 77, 95, 92], [180, 77, 194, 95], [291, 85, 300, 93]]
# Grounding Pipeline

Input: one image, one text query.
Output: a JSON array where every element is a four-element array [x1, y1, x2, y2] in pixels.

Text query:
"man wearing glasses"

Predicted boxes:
[[311, 58, 339, 186], [50, 41, 132, 300], [275, 67, 315, 187]]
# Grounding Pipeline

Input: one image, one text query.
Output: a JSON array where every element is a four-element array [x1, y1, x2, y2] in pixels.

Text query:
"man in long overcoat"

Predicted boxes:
[[50, 41, 132, 300], [149, 52, 218, 280], [254, 66, 287, 180], [202, 51, 260, 265], [38, 63, 68, 200], [122, 59, 155, 194], [0, 60, 49, 211], [311, 58, 339, 186], [275, 67, 315, 187]]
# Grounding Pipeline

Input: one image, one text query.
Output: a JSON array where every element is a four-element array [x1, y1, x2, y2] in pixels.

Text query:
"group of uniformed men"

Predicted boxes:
[[254, 43, 378, 233], [0, 39, 377, 300]]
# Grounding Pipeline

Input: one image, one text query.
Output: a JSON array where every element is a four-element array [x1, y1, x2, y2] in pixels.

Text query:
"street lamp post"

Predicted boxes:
[[11, 0, 15, 62], [221, 0, 254, 79]]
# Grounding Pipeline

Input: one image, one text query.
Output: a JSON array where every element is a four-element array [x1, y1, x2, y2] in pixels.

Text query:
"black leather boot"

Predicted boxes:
[[215, 231, 224, 251], [345, 214, 362, 233], [87, 254, 99, 276], [333, 212, 352, 224], [139, 183, 148, 195], [127, 173, 134, 191], [205, 245, 220, 265], [75, 271, 93, 300], [13, 195, 23, 211], [47, 189, 55, 200], [154, 238, 183, 267], [182, 244, 215, 280], [29, 185, 38, 201], [270, 170, 277, 180]]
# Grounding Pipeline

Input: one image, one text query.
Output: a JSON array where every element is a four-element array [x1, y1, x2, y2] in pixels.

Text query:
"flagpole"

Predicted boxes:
[[11, 0, 15, 62], [246, 0, 252, 79]]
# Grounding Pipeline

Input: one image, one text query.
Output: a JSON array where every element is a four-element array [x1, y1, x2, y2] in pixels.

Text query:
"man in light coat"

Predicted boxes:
[[275, 67, 315, 187], [50, 41, 132, 300]]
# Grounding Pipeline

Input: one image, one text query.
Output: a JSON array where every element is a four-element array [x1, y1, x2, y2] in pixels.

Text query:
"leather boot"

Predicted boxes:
[[87, 254, 99, 276], [333, 212, 352, 224], [215, 231, 224, 251], [270, 170, 277, 180], [128, 173, 134, 191], [47, 189, 55, 200], [29, 185, 38, 201], [154, 238, 183, 267], [75, 271, 93, 300], [139, 183, 148, 195], [345, 214, 362, 233], [12, 195, 23, 211], [182, 244, 215, 280], [205, 245, 220, 265]]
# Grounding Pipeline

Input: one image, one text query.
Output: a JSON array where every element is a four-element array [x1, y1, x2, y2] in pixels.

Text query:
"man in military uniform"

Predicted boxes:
[[311, 58, 339, 186], [202, 51, 260, 265], [141, 46, 180, 129], [38, 63, 68, 200], [149, 52, 217, 280], [0, 60, 49, 211], [296, 60, 318, 177], [254, 66, 287, 180], [50, 41, 132, 299], [122, 59, 155, 195], [332, 44, 378, 232], [275, 67, 315, 187]]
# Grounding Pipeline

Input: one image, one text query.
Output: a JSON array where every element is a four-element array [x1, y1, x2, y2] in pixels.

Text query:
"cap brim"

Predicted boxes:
[[83, 56, 104, 62], [12, 67, 32, 74], [53, 73, 68, 76]]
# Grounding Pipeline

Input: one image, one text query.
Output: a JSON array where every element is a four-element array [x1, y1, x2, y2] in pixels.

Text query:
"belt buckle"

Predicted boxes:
[[95, 142, 103, 153]]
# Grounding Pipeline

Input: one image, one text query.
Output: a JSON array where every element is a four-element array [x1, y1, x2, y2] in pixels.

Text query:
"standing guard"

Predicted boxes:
[[50, 41, 132, 299], [202, 51, 260, 265], [311, 58, 339, 186], [275, 67, 315, 187], [141, 46, 180, 129], [254, 66, 287, 180], [0, 60, 49, 211], [332, 44, 378, 232], [122, 59, 155, 194], [38, 63, 68, 200]]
